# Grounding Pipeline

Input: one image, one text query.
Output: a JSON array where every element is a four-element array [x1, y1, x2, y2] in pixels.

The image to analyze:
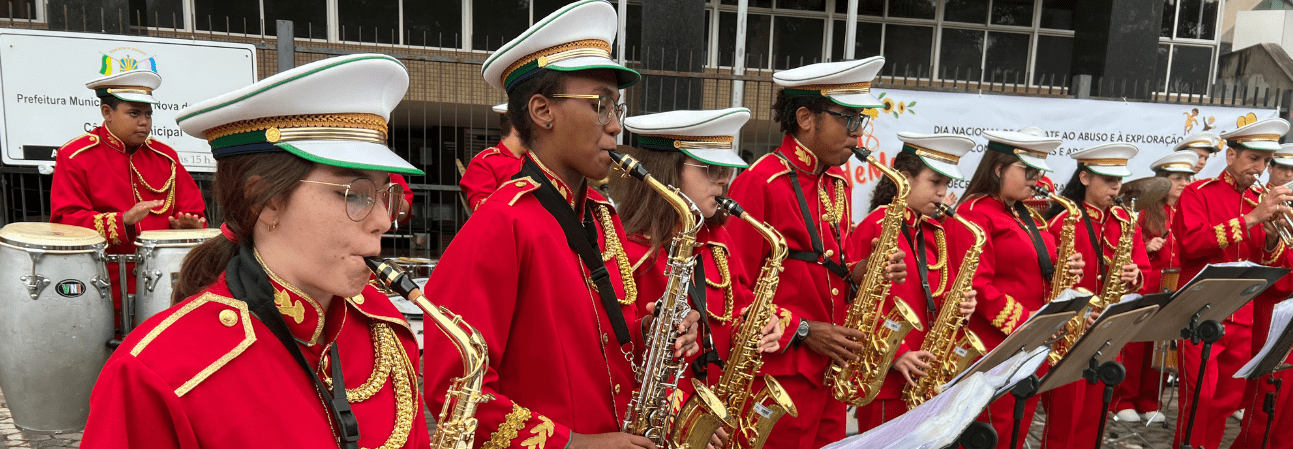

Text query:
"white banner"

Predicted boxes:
[[839, 88, 1281, 222], [0, 29, 257, 172]]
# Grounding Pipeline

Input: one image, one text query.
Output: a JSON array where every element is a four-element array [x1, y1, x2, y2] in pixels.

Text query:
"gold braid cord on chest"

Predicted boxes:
[[131, 159, 177, 215], [818, 179, 847, 225], [703, 244, 735, 323], [927, 228, 949, 298], [321, 322, 417, 449], [596, 204, 638, 305]]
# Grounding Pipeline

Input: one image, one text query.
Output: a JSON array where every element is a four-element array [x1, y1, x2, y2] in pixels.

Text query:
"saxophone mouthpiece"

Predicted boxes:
[[934, 203, 955, 218], [1031, 184, 1052, 197], [716, 196, 746, 218], [850, 147, 873, 162], [365, 257, 419, 298], [607, 150, 650, 181]]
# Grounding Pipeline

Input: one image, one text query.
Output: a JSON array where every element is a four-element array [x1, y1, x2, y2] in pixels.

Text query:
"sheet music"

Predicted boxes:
[[1234, 298, 1293, 379], [822, 373, 994, 449], [946, 288, 1087, 385], [993, 347, 1051, 397]]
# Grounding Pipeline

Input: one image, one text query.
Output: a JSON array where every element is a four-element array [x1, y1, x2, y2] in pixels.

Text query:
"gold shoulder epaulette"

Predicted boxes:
[[61, 133, 100, 160], [128, 292, 256, 397], [504, 176, 541, 206]]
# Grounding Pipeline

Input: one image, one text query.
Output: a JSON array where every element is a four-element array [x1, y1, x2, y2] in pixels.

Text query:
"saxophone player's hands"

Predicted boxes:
[[642, 302, 702, 358], [1066, 253, 1085, 282], [707, 428, 729, 449], [850, 239, 908, 284], [568, 432, 657, 449], [958, 288, 977, 318], [802, 320, 865, 365], [1118, 262, 1140, 286], [892, 350, 935, 387], [760, 314, 782, 353]]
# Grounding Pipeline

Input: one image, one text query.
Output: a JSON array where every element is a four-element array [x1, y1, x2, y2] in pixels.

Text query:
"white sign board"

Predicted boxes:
[[838, 88, 1281, 221], [0, 29, 257, 172]]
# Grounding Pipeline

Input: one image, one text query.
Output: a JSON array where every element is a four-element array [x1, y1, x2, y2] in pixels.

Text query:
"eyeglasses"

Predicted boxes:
[[550, 94, 627, 125], [683, 161, 735, 183], [1169, 173, 1195, 183], [1011, 163, 1043, 181], [299, 178, 403, 223], [818, 109, 869, 132]]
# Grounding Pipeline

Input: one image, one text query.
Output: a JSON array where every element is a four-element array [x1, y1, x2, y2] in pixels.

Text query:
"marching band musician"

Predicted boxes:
[[50, 70, 207, 332], [420, 2, 702, 448], [1040, 143, 1149, 449], [82, 54, 430, 448], [1111, 150, 1198, 425], [1234, 144, 1293, 449], [846, 132, 978, 429], [460, 102, 527, 212], [1174, 131, 1222, 174], [724, 56, 907, 449], [948, 129, 1085, 448], [1173, 118, 1293, 449], [617, 108, 785, 397]]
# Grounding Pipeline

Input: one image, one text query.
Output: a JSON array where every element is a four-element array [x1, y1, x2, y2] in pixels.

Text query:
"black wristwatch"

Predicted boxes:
[[792, 319, 811, 349]]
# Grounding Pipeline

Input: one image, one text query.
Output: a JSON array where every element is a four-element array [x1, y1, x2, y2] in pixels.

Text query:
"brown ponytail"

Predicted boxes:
[[172, 153, 314, 303]]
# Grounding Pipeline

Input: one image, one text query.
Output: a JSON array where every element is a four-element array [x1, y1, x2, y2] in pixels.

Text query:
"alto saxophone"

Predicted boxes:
[[673, 197, 798, 449], [609, 151, 733, 448], [825, 147, 924, 407], [901, 203, 986, 409], [365, 258, 489, 449], [1031, 185, 1085, 366], [1091, 197, 1138, 311]]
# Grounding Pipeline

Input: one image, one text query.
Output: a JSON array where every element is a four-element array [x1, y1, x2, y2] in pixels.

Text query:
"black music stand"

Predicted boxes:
[[1036, 298, 1161, 449], [1127, 277, 1277, 449], [1235, 298, 1293, 449]]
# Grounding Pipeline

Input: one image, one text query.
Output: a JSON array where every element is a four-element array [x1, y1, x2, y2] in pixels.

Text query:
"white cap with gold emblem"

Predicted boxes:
[[1072, 142, 1139, 178], [625, 107, 750, 167], [983, 130, 1062, 172], [1275, 144, 1293, 167], [86, 70, 162, 104], [773, 56, 885, 109], [176, 53, 422, 175], [1220, 118, 1289, 151], [896, 132, 974, 180], [481, 0, 640, 93], [1173, 131, 1220, 153], [492, 102, 508, 114], [1149, 150, 1200, 173]]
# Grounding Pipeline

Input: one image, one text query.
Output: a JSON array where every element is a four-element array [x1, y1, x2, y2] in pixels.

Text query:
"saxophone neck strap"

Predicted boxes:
[[1012, 201, 1056, 280], [516, 158, 633, 346], [689, 259, 725, 378], [1079, 208, 1109, 278], [901, 222, 936, 323], [227, 244, 360, 448], [774, 152, 851, 282]]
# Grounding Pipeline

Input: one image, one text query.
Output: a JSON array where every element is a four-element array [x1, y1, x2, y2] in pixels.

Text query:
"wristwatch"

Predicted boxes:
[[792, 319, 811, 349]]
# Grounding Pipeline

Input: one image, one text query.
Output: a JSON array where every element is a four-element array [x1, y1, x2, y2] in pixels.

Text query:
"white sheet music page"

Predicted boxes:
[[822, 373, 995, 449], [1235, 297, 1293, 379]]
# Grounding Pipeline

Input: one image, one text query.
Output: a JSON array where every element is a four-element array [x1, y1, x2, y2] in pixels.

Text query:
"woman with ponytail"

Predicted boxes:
[[81, 54, 432, 449]]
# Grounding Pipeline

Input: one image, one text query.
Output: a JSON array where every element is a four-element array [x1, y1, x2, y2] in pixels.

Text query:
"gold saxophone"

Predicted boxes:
[[673, 197, 798, 449], [609, 151, 733, 448], [365, 258, 490, 449], [825, 147, 924, 407], [901, 203, 986, 409], [1031, 185, 1085, 365], [1091, 197, 1138, 311]]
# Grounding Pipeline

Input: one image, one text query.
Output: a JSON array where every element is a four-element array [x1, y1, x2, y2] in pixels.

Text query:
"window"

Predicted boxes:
[[1040, 0, 1076, 30], [831, 20, 883, 61], [889, 0, 937, 19], [944, 0, 988, 24], [0, 0, 35, 20], [721, 0, 772, 7], [265, 1, 328, 39], [137, 0, 185, 29], [194, 0, 259, 34], [1162, 0, 1176, 38], [1174, 0, 1218, 40], [339, 0, 399, 44], [940, 28, 984, 79], [718, 11, 771, 68], [1155, 43, 1170, 89], [835, 0, 884, 15], [534, 0, 570, 19], [622, 3, 643, 60], [1032, 35, 1072, 85], [405, 0, 462, 48], [1168, 45, 1212, 90], [473, 0, 530, 51], [992, 0, 1034, 27], [777, 0, 826, 11], [774, 16, 824, 69], [984, 31, 1030, 83], [885, 24, 933, 77]]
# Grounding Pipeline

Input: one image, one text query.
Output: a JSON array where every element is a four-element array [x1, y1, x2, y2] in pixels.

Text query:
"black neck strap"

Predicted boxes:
[[1080, 207, 1109, 280], [688, 259, 724, 378], [516, 159, 633, 346], [1011, 201, 1056, 280], [226, 245, 360, 449], [774, 153, 851, 282], [901, 221, 935, 323]]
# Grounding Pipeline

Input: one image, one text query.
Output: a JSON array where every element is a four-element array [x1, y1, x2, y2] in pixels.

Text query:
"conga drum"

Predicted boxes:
[[133, 228, 220, 325], [1151, 267, 1182, 372], [0, 222, 113, 432]]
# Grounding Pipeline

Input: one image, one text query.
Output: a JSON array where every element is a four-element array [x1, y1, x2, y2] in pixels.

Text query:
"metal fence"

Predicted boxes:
[[1, 7, 1290, 260]]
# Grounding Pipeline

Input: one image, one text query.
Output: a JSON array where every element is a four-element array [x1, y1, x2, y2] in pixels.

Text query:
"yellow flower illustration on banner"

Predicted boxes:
[[876, 92, 916, 119]]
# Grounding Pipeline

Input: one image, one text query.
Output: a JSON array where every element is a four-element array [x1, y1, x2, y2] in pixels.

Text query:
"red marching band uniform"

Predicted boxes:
[[726, 135, 854, 448], [460, 141, 523, 212], [1112, 203, 1178, 420], [847, 206, 952, 428], [1173, 169, 1293, 449], [49, 124, 206, 328], [1041, 201, 1149, 449], [421, 153, 647, 449]]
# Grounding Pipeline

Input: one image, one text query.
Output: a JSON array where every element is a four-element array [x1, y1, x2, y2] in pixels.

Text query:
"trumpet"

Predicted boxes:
[[1248, 175, 1293, 246]]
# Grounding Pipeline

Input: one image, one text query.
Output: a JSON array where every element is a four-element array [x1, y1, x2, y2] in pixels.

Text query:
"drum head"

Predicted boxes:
[[0, 222, 104, 249], [136, 228, 221, 246]]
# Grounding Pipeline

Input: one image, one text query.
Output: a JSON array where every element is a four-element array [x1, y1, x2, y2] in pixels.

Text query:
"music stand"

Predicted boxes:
[[1127, 277, 1275, 449], [1036, 299, 1161, 449], [1234, 297, 1293, 449]]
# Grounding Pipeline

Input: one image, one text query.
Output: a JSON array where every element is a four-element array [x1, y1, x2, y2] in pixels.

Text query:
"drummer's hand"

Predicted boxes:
[[124, 200, 165, 225], [1145, 237, 1165, 253], [169, 213, 207, 229]]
